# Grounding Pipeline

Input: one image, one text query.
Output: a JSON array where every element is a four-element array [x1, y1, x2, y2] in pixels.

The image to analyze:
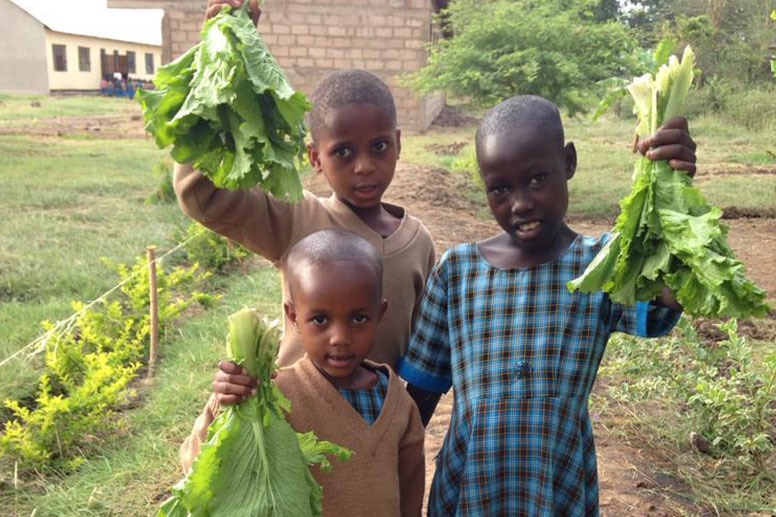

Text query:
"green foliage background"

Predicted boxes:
[[406, 0, 776, 116]]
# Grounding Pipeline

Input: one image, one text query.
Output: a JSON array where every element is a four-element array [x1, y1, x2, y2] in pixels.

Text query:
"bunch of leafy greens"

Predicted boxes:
[[137, 3, 310, 200], [158, 308, 353, 517], [568, 46, 769, 319]]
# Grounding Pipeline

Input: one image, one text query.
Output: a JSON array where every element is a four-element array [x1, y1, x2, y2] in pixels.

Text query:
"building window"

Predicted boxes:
[[52, 44, 67, 72], [78, 46, 91, 72], [127, 51, 136, 74], [145, 53, 154, 75]]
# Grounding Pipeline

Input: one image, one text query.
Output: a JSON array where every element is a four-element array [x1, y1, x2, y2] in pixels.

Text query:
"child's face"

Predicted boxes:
[[307, 103, 401, 210], [284, 261, 387, 389], [478, 126, 576, 256]]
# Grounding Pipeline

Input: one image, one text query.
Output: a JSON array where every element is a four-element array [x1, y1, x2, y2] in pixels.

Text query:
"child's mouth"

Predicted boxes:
[[517, 221, 541, 233], [327, 354, 354, 368], [352, 184, 380, 201]]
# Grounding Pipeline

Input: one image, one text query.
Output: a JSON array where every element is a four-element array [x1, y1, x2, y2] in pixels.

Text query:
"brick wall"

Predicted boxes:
[[109, 0, 444, 131]]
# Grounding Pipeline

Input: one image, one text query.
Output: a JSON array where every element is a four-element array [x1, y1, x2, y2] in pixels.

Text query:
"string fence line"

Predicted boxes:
[[0, 226, 208, 370]]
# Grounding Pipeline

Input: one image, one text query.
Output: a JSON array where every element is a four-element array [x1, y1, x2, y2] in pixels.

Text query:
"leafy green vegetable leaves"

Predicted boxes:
[[568, 46, 770, 319], [157, 309, 352, 517], [137, 5, 310, 200]]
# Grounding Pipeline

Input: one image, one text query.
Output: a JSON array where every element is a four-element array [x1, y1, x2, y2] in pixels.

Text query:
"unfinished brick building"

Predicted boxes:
[[108, 0, 446, 131]]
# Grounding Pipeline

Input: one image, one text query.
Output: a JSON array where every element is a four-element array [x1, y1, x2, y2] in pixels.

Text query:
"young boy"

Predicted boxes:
[[174, 0, 435, 369], [397, 95, 697, 516], [181, 229, 425, 517]]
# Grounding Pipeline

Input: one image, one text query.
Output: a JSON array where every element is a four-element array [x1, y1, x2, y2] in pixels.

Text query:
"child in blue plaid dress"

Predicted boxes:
[[397, 95, 697, 516], [182, 229, 426, 517]]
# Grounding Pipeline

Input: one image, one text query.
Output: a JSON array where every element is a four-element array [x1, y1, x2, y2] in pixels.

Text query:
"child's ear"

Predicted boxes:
[[377, 299, 388, 323], [395, 128, 402, 158], [306, 142, 322, 173], [564, 142, 577, 180], [283, 302, 298, 326]]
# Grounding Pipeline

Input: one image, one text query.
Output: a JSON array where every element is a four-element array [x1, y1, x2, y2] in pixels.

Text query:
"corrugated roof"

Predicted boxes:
[[7, 0, 162, 46]]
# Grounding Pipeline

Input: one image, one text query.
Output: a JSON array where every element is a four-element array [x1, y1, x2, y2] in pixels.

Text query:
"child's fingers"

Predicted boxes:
[[666, 158, 697, 177], [660, 116, 690, 133], [213, 375, 257, 405], [214, 390, 253, 405], [645, 143, 697, 176], [204, 0, 239, 21], [204, 0, 261, 24], [216, 362, 257, 383], [217, 360, 246, 375], [641, 129, 696, 154]]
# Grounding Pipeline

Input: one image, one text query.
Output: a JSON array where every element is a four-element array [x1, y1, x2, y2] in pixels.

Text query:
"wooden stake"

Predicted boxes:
[[147, 246, 159, 378]]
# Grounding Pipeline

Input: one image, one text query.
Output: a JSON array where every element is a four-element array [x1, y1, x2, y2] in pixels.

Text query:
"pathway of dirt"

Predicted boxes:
[[309, 161, 775, 516]]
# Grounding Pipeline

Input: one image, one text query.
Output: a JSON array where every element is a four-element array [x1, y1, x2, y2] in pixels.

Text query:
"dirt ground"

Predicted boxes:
[[11, 106, 774, 515]]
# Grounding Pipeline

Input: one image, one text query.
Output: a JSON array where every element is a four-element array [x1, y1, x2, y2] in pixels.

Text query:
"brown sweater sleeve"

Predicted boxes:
[[179, 394, 221, 473], [173, 162, 296, 261], [398, 393, 426, 517]]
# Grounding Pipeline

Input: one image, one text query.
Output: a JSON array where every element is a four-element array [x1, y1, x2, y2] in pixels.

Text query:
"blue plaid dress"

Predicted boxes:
[[398, 234, 681, 516], [339, 365, 389, 425]]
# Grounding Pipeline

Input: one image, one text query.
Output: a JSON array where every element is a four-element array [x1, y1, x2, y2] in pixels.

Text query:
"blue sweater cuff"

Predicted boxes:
[[396, 357, 451, 394]]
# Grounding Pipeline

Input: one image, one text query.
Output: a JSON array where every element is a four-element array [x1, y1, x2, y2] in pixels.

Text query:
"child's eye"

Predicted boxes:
[[311, 315, 328, 325], [333, 147, 352, 159], [372, 141, 389, 153], [352, 314, 370, 325], [487, 185, 509, 196], [530, 173, 548, 187]]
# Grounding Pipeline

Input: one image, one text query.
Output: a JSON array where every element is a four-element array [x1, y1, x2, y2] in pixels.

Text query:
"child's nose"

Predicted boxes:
[[328, 322, 351, 345], [510, 189, 534, 214], [353, 155, 375, 176]]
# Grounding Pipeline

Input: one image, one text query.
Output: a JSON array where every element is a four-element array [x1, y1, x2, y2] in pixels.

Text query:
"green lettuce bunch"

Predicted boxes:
[[158, 308, 352, 517], [137, 3, 310, 200], [568, 46, 769, 319]]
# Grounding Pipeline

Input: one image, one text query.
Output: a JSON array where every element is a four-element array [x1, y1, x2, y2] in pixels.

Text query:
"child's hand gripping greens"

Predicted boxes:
[[636, 116, 697, 176], [213, 360, 259, 405], [205, 0, 261, 25]]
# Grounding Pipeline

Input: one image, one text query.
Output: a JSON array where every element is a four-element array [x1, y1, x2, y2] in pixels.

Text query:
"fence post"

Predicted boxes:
[[147, 246, 159, 378]]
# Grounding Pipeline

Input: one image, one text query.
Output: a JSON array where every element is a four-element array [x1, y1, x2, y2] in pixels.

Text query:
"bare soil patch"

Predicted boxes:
[[0, 113, 147, 140]]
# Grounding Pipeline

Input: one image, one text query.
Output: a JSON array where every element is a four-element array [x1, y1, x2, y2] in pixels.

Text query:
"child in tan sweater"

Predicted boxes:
[[181, 229, 425, 517], [174, 0, 435, 370]]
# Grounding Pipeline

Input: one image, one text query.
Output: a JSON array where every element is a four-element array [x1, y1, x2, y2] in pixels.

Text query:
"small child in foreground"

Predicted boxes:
[[181, 229, 425, 517], [398, 95, 697, 516], [175, 0, 435, 370]]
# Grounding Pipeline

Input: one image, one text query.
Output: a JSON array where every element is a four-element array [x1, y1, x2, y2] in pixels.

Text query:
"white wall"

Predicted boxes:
[[45, 31, 162, 90], [0, 0, 48, 94]]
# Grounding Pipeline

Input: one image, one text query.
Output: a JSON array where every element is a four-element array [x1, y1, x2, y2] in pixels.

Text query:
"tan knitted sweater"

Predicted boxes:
[[180, 358, 425, 517], [174, 164, 435, 368]]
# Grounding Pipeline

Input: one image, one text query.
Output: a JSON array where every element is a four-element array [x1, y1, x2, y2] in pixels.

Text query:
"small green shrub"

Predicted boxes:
[[603, 318, 776, 473], [175, 222, 251, 273], [0, 253, 215, 473]]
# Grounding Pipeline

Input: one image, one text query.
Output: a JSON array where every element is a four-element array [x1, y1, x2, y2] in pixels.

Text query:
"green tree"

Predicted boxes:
[[402, 0, 639, 115], [621, 0, 677, 45], [674, 0, 776, 84], [625, 0, 776, 84]]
